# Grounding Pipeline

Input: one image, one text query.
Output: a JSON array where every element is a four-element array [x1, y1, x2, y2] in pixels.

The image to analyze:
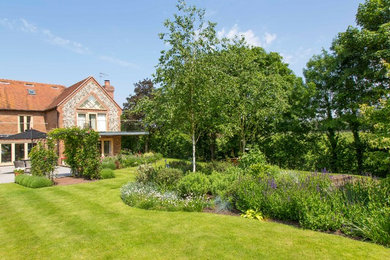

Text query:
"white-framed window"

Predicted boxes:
[[77, 113, 87, 128], [0, 142, 36, 164], [89, 113, 97, 130], [18, 115, 32, 133], [97, 113, 107, 131], [77, 113, 106, 131]]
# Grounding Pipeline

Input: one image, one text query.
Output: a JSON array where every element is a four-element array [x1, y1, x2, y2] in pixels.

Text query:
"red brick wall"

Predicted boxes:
[[0, 110, 47, 134], [45, 109, 58, 131], [113, 136, 121, 155]]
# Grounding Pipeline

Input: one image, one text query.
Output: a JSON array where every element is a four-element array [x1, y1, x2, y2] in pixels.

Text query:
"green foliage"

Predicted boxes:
[[121, 182, 209, 212], [167, 160, 193, 173], [101, 168, 115, 179], [154, 168, 183, 189], [135, 164, 157, 184], [119, 152, 162, 168], [241, 209, 263, 221], [15, 174, 53, 188], [48, 127, 101, 179], [200, 161, 232, 175], [230, 169, 390, 246], [239, 148, 267, 169], [176, 172, 211, 196], [136, 165, 184, 190], [101, 158, 117, 170], [13, 169, 25, 174], [29, 140, 58, 180], [208, 169, 239, 197]]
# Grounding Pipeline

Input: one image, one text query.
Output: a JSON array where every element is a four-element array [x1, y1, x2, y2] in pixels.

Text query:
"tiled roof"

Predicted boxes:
[[0, 79, 66, 111], [46, 76, 92, 109], [0, 76, 121, 111]]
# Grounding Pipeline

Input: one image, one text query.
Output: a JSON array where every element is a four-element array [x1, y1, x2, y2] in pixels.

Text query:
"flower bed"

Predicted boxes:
[[120, 182, 209, 212]]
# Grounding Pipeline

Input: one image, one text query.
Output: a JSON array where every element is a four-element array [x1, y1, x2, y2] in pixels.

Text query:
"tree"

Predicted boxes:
[[329, 0, 390, 173], [122, 78, 154, 131], [148, 0, 222, 172], [218, 42, 295, 154], [304, 50, 342, 172]]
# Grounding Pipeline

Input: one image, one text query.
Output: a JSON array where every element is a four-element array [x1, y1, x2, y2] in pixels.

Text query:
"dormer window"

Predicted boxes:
[[27, 89, 36, 95], [25, 83, 34, 87]]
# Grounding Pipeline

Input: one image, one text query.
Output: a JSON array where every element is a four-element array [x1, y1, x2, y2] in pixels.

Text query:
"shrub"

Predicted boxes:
[[15, 175, 53, 188], [239, 148, 267, 169], [247, 163, 281, 178], [102, 161, 116, 170], [29, 140, 58, 179], [154, 168, 183, 189], [101, 168, 115, 179], [209, 170, 239, 197], [135, 164, 157, 184], [119, 152, 163, 168], [177, 172, 211, 196], [121, 182, 209, 212], [167, 160, 193, 173], [201, 161, 232, 175]]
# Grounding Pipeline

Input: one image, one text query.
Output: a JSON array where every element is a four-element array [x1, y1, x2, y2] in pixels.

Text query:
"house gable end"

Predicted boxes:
[[59, 80, 121, 131]]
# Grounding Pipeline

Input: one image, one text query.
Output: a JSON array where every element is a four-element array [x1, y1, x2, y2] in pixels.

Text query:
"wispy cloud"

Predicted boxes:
[[20, 18, 37, 33], [0, 18, 14, 29], [42, 29, 89, 54], [0, 18, 137, 69], [99, 55, 138, 68], [217, 24, 277, 47], [0, 18, 89, 54]]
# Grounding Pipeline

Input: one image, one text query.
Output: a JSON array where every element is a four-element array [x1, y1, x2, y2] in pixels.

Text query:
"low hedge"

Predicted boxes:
[[15, 175, 53, 188], [101, 168, 115, 179]]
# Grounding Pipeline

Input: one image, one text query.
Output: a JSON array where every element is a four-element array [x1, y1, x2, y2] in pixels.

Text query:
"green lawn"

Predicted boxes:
[[1, 166, 389, 259]]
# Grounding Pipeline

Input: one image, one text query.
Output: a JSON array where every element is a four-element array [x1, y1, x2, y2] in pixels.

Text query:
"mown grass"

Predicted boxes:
[[0, 162, 389, 259]]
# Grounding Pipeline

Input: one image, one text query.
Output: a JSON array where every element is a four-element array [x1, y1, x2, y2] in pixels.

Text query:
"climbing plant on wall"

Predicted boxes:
[[48, 127, 101, 179]]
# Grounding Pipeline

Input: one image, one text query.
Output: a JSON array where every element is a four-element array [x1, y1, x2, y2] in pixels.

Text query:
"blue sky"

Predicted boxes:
[[0, 0, 363, 107]]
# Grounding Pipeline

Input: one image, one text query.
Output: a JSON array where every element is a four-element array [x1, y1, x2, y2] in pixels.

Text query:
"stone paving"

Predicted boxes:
[[0, 166, 72, 184]]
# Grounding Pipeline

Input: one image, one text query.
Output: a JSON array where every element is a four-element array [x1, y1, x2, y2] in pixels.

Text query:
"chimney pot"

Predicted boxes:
[[104, 80, 110, 87]]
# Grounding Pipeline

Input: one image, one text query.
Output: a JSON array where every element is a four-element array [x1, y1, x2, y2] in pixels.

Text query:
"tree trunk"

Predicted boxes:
[[326, 129, 338, 173], [192, 131, 196, 172], [351, 125, 364, 174], [210, 132, 216, 160]]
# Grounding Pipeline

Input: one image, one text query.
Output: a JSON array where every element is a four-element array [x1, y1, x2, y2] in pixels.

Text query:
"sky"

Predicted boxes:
[[0, 0, 364, 107]]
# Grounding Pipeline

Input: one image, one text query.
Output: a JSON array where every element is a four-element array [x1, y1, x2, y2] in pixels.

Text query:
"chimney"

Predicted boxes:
[[103, 80, 115, 99]]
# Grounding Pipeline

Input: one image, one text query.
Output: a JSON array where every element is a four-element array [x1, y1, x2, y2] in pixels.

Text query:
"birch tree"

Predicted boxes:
[[154, 0, 220, 172]]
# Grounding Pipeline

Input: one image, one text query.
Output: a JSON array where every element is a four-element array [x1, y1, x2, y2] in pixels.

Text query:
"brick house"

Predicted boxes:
[[0, 76, 144, 165]]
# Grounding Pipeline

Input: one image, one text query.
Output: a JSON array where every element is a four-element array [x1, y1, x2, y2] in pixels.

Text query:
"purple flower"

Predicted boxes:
[[269, 178, 277, 189]]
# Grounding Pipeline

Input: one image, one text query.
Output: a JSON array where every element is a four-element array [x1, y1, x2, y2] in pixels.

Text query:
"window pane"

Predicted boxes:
[[26, 116, 31, 130], [97, 114, 106, 131], [77, 114, 86, 128], [15, 144, 25, 161], [19, 116, 24, 132], [104, 141, 111, 155], [89, 114, 97, 130], [1, 144, 12, 163]]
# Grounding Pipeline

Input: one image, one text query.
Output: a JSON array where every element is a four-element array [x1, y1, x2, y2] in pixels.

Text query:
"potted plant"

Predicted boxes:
[[14, 168, 25, 176]]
